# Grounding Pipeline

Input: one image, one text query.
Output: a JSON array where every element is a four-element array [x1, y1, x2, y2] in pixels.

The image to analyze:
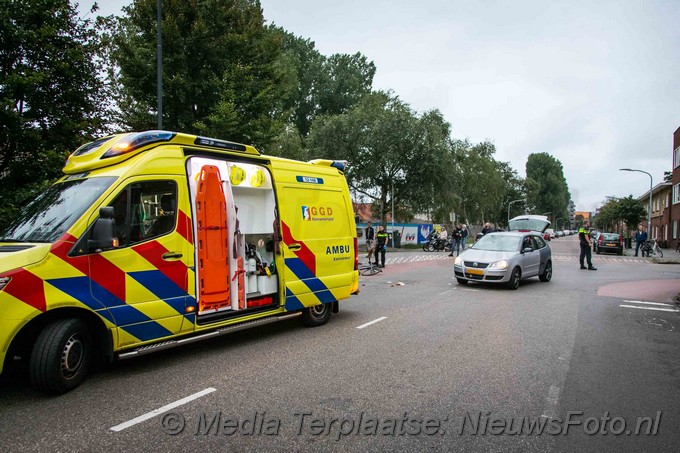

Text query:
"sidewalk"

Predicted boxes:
[[623, 244, 680, 264]]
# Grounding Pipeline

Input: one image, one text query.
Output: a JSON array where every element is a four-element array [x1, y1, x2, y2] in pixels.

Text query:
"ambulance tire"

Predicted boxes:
[[30, 318, 92, 394], [301, 303, 332, 327]]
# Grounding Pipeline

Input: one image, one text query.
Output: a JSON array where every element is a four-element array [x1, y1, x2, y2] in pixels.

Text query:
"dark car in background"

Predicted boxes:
[[594, 232, 623, 255]]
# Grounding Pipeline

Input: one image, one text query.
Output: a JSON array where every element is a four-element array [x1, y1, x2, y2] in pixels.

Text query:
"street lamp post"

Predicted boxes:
[[620, 168, 653, 237], [555, 218, 563, 231], [508, 199, 525, 226]]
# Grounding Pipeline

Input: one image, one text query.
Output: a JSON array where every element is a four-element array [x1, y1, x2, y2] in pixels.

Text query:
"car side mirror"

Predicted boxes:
[[88, 207, 117, 252], [522, 247, 533, 254]]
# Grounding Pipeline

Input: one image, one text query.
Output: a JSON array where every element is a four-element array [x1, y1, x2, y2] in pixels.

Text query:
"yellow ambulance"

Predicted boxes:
[[0, 131, 359, 394]]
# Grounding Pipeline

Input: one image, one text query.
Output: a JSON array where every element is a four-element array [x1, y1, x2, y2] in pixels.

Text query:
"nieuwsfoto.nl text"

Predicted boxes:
[[159, 410, 662, 439]]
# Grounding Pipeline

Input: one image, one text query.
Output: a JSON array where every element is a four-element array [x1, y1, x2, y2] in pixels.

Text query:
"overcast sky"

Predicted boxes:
[[83, 0, 680, 212]]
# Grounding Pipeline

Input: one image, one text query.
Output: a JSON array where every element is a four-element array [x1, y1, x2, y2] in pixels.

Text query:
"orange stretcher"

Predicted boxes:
[[195, 165, 230, 312]]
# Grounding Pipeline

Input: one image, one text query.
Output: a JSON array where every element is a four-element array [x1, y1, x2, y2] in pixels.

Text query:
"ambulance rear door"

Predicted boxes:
[[275, 167, 356, 310]]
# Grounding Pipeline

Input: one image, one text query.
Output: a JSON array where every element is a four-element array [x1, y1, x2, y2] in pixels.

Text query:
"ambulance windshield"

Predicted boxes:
[[0, 177, 116, 243]]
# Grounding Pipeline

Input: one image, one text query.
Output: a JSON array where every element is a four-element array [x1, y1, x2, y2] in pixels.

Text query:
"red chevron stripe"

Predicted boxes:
[[2, 268, 46, 312], [132, 241, 187, 291], [176, 210, 193, 244], [51, 233, 126, 301], [281, 221, 316, 275]]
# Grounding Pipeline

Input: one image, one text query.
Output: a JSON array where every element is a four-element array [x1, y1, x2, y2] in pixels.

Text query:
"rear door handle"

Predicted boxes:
[[288, 244, 301, 251], [162, 252, 183, 260]]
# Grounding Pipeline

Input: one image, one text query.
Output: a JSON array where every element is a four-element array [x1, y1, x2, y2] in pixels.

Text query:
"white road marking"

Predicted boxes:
[[356, 317, 387, 329], [541, 385, 561, 419], [619, 305, 677, 313], [110, 387, 217, 432], [622, 300, 675, 307], [438, 290, 455, 296]]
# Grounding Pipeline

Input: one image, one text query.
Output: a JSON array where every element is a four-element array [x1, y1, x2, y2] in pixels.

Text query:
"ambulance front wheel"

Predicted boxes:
[[29, 318, 93, 395], [301, 303, 332, 327]]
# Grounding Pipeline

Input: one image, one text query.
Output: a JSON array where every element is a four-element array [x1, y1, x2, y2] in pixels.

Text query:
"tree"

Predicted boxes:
[[525, 153, 571, 222], [593, 195, 645, 234], [307, 91, 451, 225], [0, 0, 110, 227], [453, 141, 510, 226], [617, 195, 646, 232], [272, 27, 375, 139], [110, 0, 290, 148]]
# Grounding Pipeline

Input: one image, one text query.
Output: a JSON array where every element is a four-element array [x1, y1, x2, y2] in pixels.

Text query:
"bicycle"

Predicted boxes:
[[640, 238, 663, 257], [359, 253, 383, 276], [358, 240, 382, 276]]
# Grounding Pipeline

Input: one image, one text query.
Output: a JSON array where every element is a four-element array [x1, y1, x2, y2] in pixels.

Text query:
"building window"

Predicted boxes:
[[674, 184, 680, 204], [675, 146, 680, 169], [664, 224, 668, 241], [674, 221, 678, 240]]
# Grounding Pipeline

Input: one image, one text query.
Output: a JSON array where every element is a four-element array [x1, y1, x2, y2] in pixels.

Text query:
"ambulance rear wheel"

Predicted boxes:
[[301, 303, 332, 327], [29, 318, 92, 394]]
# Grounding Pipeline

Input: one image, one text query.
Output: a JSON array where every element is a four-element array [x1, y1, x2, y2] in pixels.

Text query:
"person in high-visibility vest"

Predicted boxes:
[[578, 220, 597, 270], [375, 225, 389, 268]]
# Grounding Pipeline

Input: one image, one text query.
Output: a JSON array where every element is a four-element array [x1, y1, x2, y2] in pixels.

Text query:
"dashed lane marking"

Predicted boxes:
[[619, 305, 678, 313], [356, 317, 388, 329], [622, 300, 676, 307], [110, 387, 217, 432]]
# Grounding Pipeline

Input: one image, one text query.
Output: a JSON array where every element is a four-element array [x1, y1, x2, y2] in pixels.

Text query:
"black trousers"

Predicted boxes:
[[580, 242, 593, 267], [375, 245, 386, 266]]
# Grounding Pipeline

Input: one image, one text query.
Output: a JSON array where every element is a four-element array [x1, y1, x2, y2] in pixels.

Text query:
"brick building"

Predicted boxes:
[[638, 183, 671, 244], [670, 126, 680, 249]]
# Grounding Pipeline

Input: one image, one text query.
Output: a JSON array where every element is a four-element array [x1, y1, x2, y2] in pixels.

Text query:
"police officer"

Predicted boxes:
[[375, 225, 388, 268], [578, 220, 597, 270]]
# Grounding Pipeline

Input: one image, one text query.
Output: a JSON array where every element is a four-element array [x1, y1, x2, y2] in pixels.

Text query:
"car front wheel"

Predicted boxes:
[[30, 318, 93, 394], [507, 267, 521, 290]]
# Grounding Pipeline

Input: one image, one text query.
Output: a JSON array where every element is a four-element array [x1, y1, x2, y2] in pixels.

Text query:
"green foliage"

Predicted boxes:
[[0, 0, 110, 228], [307, 91, 452, 225], [452, 141, 521, 226], [595, 195, 646, 232], [525, 153, 571, 222], [110, 0, 290, 147], [272, 27, 375, 140]]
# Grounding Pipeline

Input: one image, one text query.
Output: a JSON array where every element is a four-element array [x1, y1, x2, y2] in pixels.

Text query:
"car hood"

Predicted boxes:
[[0, 243, 52, 273], [458, 248, 517, 263]]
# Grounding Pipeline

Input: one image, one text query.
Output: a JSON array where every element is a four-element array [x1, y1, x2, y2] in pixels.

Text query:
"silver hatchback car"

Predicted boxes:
[[453, 215, 552, 290]]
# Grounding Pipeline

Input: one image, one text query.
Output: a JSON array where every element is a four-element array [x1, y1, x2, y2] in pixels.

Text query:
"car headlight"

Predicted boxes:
[[454, 256, 462, 265], [489, 260, 508, 270], [0, 276, 10, 291]]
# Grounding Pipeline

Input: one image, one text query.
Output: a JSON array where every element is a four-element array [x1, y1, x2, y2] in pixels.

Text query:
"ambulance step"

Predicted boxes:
[[117, 311, 301, 360]]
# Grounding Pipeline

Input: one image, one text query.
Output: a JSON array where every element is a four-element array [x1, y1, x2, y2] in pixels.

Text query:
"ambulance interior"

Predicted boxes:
[[186, 157, 279, 317]]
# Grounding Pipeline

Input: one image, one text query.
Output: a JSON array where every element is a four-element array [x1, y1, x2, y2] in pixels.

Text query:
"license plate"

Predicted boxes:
[[466, 268, 484, 275], [606, 243, 616, 246]]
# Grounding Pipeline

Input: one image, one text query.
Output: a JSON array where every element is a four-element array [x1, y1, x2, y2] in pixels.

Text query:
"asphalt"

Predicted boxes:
[[2, 234, 678, 452]]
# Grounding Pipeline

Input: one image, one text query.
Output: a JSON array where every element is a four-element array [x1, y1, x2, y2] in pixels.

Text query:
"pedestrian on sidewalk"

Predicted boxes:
[[365, 221, 375, 259], [578, 220, 597, 270], [634, 224, 647, 257], [449, 223, 463, 256], [461, 224, 469, 251]]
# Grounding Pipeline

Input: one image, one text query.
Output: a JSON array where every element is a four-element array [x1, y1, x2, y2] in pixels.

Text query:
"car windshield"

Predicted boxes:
[[472, 234, 520, 252], [602, 233, 620, 240], [0, 177, 116, 243], [508, 216, 550, 233]]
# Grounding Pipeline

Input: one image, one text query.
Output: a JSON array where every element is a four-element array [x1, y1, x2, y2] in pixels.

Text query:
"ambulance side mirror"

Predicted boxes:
[[88, 206, 117, 252]]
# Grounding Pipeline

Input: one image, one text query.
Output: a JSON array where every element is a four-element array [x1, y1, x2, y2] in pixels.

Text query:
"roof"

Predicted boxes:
[[637, 182, 671, 201]]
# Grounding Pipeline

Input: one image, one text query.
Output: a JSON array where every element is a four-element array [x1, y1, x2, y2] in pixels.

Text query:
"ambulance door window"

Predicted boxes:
[[108, 181, 177, 247]]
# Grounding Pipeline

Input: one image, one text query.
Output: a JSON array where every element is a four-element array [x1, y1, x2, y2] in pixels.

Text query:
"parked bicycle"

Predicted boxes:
[[640, 238, 663, 257]]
